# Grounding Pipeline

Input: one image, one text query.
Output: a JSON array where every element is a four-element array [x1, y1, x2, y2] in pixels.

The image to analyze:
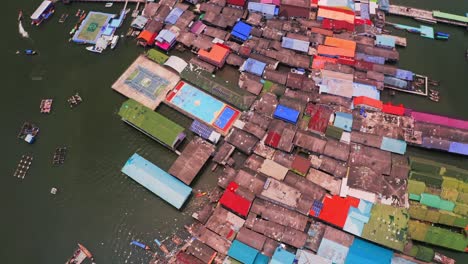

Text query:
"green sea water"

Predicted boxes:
[[0, 0, 466, 263]]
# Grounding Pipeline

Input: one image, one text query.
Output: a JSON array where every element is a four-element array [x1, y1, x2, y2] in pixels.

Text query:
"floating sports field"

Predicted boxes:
[[166, 81, 240, 135], [72, 12, 114, 44]]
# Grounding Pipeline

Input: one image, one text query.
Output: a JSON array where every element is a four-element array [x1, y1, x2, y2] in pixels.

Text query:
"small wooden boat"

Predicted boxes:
[[40, 99, 53, 113], [65, 243, 94, 264], [86, 46, 103, 54], [105, 3, 113, 7], [110, 35, 119, 49], [154, 239, 169, 255], [131, 241, 150, 250], [75, 9, 81, 17], [18, 10, 23, 21], [59, 13, 69, 23]]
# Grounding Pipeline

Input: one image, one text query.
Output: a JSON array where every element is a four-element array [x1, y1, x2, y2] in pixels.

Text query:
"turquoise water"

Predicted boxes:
[[0, 0, 466, 263]]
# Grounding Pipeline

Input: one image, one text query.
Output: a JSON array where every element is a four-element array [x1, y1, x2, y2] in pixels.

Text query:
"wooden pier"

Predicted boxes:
[[384, 74, 428, 97], [388, 5, 467, 27]]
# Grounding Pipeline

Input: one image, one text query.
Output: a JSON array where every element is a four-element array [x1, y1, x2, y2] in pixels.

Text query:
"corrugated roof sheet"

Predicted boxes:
[[274, 104, 300, 124], [318, 45, 355, 58], [395, 69, 414, 81], [380, 137, 407, 155], [334, 112, 353, 132], [345, 238, 393, 264], [324, 37, 356, 52], [240, 58, 267, 76], [248, 2, 278, 16], [31, 0, 53, 20], [220, 182, 252, 216], [317, 6, 355, 23], [353, 96, 383, 110], [270, 247, 295, 264], [155, 29, 176, 43], [164, 56, 188, 73], [282, 37, 310, 53], [121, 153, 192, 209], [228, 240, 259, 264], [232, 21, 253, 42], [352, 82, 380, 100]]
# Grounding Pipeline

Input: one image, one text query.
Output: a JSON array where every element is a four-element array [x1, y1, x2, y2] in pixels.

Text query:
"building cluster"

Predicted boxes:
[[111, 0, 468, 263]]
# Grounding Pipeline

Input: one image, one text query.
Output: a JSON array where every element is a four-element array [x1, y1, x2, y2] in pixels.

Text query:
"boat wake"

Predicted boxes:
[[18, 21, 29, 38]]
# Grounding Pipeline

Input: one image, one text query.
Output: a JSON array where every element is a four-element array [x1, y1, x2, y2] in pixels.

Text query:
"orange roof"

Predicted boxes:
[[324, 37, 356, 53], [137, 30, 157, 45], [317, 45, 355, 58], [310, 27, 334, 37], [353, 96, 383, 110], [317, 8, 355, 24], [198, 44, 230, 65]]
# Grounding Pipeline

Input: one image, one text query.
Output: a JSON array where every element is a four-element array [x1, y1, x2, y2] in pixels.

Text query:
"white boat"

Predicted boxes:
[[110, 35, 119, 49], [85, 46, 103, 53], [105, 3, 113, 8]]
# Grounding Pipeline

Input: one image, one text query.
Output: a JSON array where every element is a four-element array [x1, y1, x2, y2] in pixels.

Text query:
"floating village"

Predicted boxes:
[[17, 0, 468, 263]]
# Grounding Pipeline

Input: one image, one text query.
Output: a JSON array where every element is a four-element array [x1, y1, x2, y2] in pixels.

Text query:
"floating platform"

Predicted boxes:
[[166, 81, 240, 135], [17, 122, 39, 143], [72, 11, 115, 44], [40, 99, 53, 113], [53, 147, 67, 165], [112, 55, 180, 110], [13, 155, 33, 179], [68, 93, 82, 107]]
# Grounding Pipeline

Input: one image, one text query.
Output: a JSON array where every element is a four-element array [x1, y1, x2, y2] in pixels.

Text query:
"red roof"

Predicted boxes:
[[291, 155, 311, 176], [353, 96, 383, 110], [227, 0, 246, 7], [137, 30, 157, 46], [355, 18, 372, 25], [312, 55, 337, 70], [265, 131, 281, 148], [318, 195, 360, 228], [306, 104, 331, 133], [219, 182, 252, 217], [382, 102, 405, 116], [322, 18, 355, 32]]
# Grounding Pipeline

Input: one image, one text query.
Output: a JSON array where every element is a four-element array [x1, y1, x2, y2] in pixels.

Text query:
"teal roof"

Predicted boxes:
[[380, 137, 407, 154], [254, 253, 269, 264], [121, 153, 192, 209], [345, 238, 393, 264], [228, 240, 259, 264], [271, 247, 295, 264], [375, 35, 396, 48], [433, 11, 468, 23]]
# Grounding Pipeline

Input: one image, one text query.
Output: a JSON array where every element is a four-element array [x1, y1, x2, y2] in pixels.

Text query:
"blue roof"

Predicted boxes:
[[360, 3, 370, 19], [345, 238, 393, 264], [247, 2, 278, 17], [343, 199, 373, 236], [317, 238, 349, 264], [449, 142, 468, 155], [375, 35, 396, 48], [155, 29, 176, 43], [232, 21, 252, 42], [228, 240, 259, 264], [352, 82, 380, 100], [241, 58, 266, 76], [102, 26, 115, 36], [274, 104, 300, 124], [355, 53, 386, 65], [165, 7, 184, 25], [282, 37, 310, 53], [380, 137, 407, 154], [121, 153, 192, 209], [254, 253, 270, 264], [334, 112, 353, 132], [271, 247, 295, 264], [190, 120, 214, 141], [395, 69, 414, 81], [110, 18, 123, 28]]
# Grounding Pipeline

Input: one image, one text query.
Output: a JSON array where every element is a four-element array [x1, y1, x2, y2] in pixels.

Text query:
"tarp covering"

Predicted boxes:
[[121, 153, 192, 209], [240, 58, 267, 76], [282, 37, 310, 53], [411, 111, 468, 130], [274, 104, 300, 124], [380, 136, 407, 154]]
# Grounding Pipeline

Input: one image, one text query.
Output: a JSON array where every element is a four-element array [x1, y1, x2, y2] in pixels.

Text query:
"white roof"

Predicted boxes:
[[163, 56, 188, 74], [31, 1, 52, 20]]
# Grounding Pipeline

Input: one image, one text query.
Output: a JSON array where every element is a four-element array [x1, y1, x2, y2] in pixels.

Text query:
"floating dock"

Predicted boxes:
[[13, 155, 33, 179], [112, 55, 180, 110], [121, 153, 192, 209], [388, 5, 468, 27]]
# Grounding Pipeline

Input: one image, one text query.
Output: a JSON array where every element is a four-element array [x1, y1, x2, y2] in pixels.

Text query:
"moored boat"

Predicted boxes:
[[130, 240, 150, 250], [86, 46, 103, 54], [25, 49, 37, 55], [18, 10, 23, 21], [110, 35, 119, 49], [105, 3, 113, 8], [65, 243, 93, 264]]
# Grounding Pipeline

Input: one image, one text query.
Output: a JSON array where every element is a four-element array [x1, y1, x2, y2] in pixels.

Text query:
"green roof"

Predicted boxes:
[[118, 99, 185, 149], [409, 171, 442, 187], [146, 49, 169, 64], [409, 220, 468, 251], [433, 11, 468, 23]]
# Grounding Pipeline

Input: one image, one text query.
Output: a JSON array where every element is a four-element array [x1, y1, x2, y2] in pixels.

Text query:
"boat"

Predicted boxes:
[[65, 243, 94, 264], [18, 10, 23, 21], [86, 45, 103, 53], [25, 49, 37, 55], [125, 8, 131, 15], [105, 3, 113, 7], [69, 26, 77, 36], [75, 9, 81, 17], [40, 99, 53, 113], [406, 28, 420, 34], [59, 13, 69, 23], [428, 79, 440, 86], [436, 32, 450, 40], [131, 241, 150, 250], [110, 35, 119, 49], [414, 17, 437, 24], [30, 0, 55, 26], [154, 239, 169, 255]]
